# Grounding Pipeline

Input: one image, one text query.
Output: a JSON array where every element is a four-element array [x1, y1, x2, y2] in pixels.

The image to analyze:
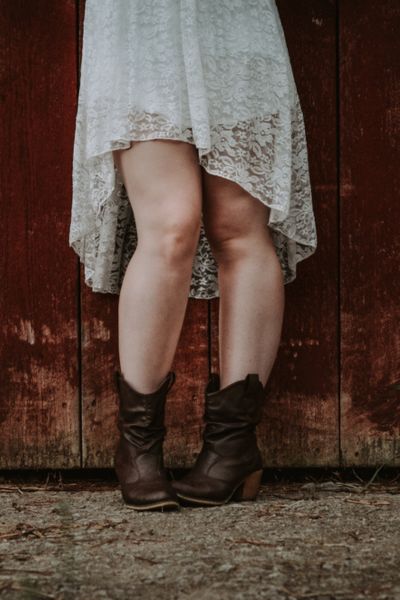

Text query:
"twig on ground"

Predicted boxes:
[[0, 568, 53, 576], [133, 555, 160, 564], [229, 537, 275, 547], [351, 467, 365, 484], [363, 464, 385, 491], [0, 582, 55, 599]]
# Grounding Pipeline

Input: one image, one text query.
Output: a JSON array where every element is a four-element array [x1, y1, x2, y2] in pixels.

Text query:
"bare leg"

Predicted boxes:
[[202, 171, 285, 389], [113, 140, 202, 394]]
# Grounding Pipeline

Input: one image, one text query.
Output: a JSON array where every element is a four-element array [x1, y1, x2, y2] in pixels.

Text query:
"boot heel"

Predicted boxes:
[[233, 469, 263, 501]]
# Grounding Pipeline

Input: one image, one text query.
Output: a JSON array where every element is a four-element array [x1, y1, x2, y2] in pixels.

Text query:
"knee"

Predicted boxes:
[[142, 209, 201, 267], [205, 205, 275, 264], [206, 219, 252, 263]]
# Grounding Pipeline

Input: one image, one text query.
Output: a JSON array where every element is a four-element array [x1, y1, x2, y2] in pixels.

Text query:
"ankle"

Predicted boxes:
[[119, 370, 172, 395]]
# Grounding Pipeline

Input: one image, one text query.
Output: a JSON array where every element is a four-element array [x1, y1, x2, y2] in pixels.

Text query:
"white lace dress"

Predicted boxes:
[[69, 0, 317, 299]]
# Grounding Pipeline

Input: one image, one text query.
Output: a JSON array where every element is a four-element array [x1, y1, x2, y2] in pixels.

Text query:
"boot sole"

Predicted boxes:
[[123, 500, 180, 511], [175, 469, 263, 507]]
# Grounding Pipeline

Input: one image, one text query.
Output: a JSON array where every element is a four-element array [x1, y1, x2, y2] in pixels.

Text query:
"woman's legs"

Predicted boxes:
[[201, 170, 285, 389], [112, 140, 202, 394]]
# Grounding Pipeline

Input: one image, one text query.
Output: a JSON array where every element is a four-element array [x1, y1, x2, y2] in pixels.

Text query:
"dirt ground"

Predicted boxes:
[[0, 469, 399, 600]]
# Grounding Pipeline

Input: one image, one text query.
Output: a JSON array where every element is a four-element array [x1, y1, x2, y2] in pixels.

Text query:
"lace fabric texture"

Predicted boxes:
[[69, 0, 317, 299]]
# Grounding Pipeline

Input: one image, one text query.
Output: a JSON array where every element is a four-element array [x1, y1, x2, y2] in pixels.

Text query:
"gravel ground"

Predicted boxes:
[[0, 471, 400, 600]]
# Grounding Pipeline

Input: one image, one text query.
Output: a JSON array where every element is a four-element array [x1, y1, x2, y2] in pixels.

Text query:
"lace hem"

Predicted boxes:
[[69, 102, 317, 299]]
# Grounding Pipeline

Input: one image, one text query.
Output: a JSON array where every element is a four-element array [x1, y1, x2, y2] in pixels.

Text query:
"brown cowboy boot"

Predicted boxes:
[[172, 372, 265, 506], [114, 369, 180, 511]]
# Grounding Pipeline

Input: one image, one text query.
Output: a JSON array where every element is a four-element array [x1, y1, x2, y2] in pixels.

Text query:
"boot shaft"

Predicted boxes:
[[114, 370, 176, 448], [201, 372, 266, 459], [204, 372, 265, 427]]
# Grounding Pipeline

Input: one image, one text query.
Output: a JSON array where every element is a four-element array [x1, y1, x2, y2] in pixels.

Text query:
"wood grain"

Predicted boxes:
[[2, 0, 398, 469], [254, 0, 339, 467], [0, 0, 80, 467], [340, 0, 400, 465]]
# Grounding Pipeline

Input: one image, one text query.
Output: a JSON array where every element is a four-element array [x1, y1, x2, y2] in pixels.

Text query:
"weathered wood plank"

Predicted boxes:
[[81, 293, 118, 468], [0, 0, 80, 467], [340, 0, 400, 465], [214, 0, 338, 467]]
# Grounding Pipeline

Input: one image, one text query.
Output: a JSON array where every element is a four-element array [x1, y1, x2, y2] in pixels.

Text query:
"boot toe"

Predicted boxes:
[[172, 476, 229, 505], [122, 481, 180, 510]]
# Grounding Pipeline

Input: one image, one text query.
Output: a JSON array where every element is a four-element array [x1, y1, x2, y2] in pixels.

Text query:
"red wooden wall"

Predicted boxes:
[[1, 0, 399, 469], [340, 0, 400, 464]]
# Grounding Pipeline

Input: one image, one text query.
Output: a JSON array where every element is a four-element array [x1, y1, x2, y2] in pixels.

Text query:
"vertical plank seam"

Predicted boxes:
[[207, 300, 212, 378], [336, 0, 343, 468], [76, 0, 84, 468]]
